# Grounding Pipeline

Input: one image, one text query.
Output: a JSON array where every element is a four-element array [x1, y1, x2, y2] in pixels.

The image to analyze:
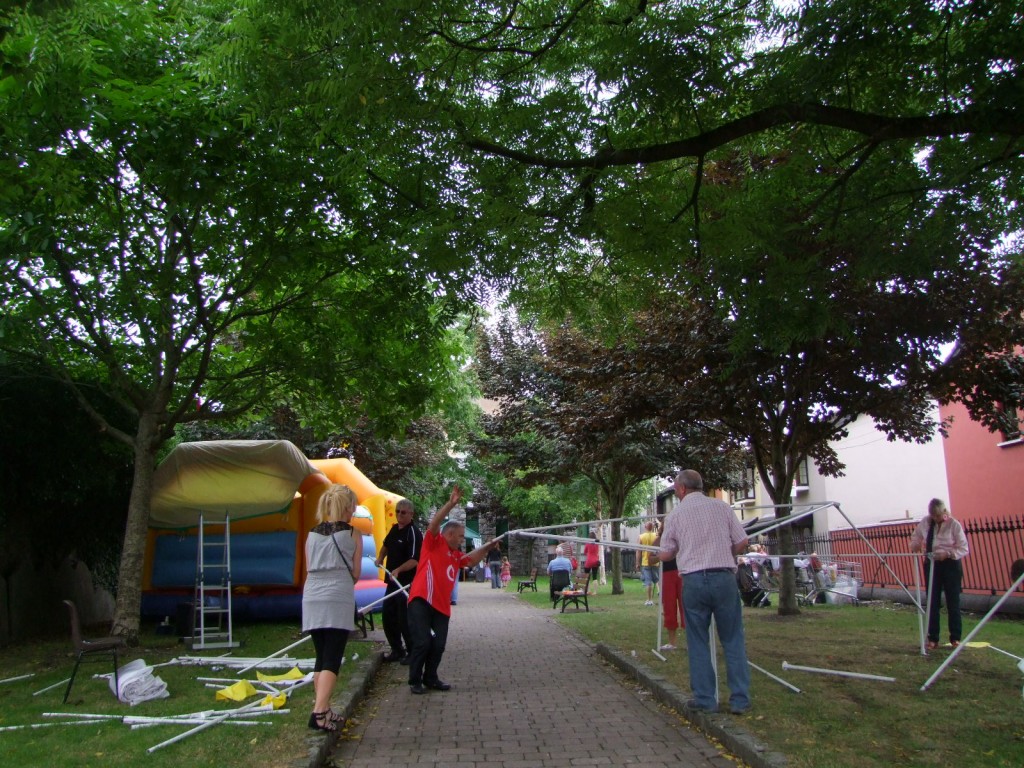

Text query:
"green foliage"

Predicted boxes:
[[0, 0, 486, 638], [0, 363, 132, 584]]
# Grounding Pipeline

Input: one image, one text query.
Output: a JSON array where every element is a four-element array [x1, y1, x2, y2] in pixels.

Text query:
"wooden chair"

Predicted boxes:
[[517, 567, 539, 593], [557, 574, 591, 613], [62, 600, 127, 703]]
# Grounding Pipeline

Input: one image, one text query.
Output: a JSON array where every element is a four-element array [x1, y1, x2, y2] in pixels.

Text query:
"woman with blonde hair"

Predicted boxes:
[[302, 484, 362, 731], [910, 498, 969, 649]]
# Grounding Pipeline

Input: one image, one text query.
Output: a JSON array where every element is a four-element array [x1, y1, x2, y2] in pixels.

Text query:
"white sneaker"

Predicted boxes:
[[660, 644, 676, 651], [644, 600, 654, 606]]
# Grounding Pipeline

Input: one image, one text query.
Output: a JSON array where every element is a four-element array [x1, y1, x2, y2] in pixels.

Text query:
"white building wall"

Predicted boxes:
[[805, 408, 950, 532]]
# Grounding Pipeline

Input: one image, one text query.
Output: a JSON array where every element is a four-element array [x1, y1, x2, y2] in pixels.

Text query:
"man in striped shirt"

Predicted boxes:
[[659, 469, 751, 715]]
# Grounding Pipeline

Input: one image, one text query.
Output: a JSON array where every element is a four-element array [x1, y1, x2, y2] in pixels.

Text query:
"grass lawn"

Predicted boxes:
[[0, 619, 375, 768], [520, 574, 1024, 768]]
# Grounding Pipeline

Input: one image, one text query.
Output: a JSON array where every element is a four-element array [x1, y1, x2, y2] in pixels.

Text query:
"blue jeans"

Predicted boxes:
[[489, 561, 502, 588], [683, 570, 751, 712]]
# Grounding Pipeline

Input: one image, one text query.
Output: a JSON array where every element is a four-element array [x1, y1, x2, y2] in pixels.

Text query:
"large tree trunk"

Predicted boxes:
[[110, 414, 161, 644], [775, 507, 800, 615]]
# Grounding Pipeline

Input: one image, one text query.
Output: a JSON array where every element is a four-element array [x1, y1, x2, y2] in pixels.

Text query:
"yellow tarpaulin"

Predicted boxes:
[[260, 692, 287, 709], [256, 667, 304, 682], [215, 680, 257, 702]]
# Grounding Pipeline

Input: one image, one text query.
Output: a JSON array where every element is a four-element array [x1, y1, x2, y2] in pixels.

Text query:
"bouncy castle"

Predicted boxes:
[[140, 440, 405, 621]]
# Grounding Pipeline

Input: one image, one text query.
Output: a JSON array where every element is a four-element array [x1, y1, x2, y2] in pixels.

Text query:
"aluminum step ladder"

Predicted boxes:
[[190, 512, 239, 650]]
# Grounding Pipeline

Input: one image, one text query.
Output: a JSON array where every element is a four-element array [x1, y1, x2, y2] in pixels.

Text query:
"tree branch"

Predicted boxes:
[[466, 103, 1024, 169]]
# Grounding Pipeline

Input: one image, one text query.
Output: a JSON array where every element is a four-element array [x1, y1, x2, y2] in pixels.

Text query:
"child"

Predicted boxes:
[[500, 557, 512, 588]]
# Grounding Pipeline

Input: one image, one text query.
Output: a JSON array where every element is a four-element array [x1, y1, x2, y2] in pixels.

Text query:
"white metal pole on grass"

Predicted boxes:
[[0, 673, 35, 684], [146, 700, 271, 753], [781, 661, 896, 683], [32, 677, 70, 696], [236, 635, 311, 676], [0, 720, 101, 732], [749, 661, 802, 693], [921, 567, 1024, 692]]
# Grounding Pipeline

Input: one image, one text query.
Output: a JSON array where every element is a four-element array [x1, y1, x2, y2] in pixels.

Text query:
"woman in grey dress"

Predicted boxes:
[[302, 483, 362, 731]]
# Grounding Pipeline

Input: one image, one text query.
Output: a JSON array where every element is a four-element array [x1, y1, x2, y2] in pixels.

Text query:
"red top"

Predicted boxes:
[[584, 541, 600, 568], [408, 530, 470, 616]]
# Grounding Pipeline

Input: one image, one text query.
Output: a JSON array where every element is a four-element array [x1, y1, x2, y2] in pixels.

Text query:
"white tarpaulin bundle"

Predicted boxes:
[[109, 659, 169, 705], [150, 440, 325, 529]]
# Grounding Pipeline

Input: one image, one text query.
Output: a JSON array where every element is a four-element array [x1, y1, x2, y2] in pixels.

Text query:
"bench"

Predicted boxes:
[[556, 574, 591, 613]]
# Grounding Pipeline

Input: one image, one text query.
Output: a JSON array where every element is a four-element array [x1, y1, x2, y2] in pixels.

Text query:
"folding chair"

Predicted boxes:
[[62, 600, 127, 703]]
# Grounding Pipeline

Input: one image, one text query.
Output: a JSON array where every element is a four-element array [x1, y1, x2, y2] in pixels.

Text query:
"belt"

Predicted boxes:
[[687, 567, 735, 575]]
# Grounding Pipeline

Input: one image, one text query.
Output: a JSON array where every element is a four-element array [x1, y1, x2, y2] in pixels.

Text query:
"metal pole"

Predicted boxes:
[[914, 555, 925, 655], [781, 661, 895, 683], [923, 554, 936, 655], [147, 700, 270, 753], [358, 564, 409, 615], [832, 502, 919, 605], [921, 568, 1024, 691], [236, 635, 311, 676], [749, 661, 801, 693]]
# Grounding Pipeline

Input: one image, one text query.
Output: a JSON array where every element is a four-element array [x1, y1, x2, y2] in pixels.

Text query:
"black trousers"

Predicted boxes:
[[925, 559, 963, 643], [407, 597, 450, 686], [382, 582, 411, 654]]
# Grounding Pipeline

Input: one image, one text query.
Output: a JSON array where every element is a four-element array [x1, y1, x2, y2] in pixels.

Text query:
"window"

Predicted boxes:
[[733, 466, 756, 502], [998, 403, 1022, 443], [794, 457, 810, 489]]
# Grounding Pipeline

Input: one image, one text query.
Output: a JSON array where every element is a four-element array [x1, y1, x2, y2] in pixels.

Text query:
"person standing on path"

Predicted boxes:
[[302, 484, 362, 731], [406, 485, 498, 694], [639, 521, 660, 605], [910, 498, 969, 649], [583, 531, 602, 595], [487, 542, 503, 589], [376, 498, 421, 664], [659, 554, 685, 650], [659, 469, 751, 715]]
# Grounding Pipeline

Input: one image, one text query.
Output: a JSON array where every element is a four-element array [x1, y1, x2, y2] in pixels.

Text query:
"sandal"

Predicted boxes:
[[308, 711, 338, 732], [326, 708, 345, 726]]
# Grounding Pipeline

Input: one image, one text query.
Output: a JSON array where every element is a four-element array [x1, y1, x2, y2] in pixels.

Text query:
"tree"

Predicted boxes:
[[0, 362, 134, 639], [600, 238, 1022, 613], [0, 1, 473, 640], [475, 314, 746, 593]]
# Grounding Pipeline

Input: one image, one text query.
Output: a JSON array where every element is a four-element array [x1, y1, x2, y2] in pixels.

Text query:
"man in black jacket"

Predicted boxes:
[[376, 499, 422, 663]]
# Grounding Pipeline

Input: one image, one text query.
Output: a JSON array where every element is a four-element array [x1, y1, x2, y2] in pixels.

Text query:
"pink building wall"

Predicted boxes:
[[940, 401, 1023, 524]]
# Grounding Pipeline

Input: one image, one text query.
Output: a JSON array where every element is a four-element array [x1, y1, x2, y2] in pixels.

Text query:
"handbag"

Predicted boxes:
[[329, 527, 357, 581]]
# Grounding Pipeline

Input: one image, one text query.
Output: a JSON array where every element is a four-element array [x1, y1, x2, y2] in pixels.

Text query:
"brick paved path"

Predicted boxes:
[[330, 581, 738, 768]]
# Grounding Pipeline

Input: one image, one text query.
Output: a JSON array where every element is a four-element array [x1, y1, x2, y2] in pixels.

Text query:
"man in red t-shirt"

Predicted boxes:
[[407, 485, 499, 694]]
